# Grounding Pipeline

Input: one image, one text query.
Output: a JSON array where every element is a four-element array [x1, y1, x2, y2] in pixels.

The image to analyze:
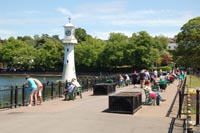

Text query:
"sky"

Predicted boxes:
[[0, 0, 199, 40]]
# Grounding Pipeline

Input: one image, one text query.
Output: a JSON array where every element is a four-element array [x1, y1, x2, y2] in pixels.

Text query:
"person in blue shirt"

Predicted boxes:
[[24, 75, 38, 107], [180, 71, 185, 81]]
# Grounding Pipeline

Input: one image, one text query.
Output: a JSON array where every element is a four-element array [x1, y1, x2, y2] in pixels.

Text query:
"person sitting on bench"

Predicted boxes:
[[144, 80, 166, 102], [64, 78, 76, 95]]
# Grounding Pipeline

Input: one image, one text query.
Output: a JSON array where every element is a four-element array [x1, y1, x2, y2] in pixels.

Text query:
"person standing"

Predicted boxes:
[[132, 70, 138, 88], [24, 75, 38, 106], [139, 69, 145, 88], [33, 78, 43, 105]]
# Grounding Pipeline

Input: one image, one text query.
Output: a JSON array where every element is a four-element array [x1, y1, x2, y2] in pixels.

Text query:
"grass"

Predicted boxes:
[[186, 75, 200, 89], [184, 74, 200, 114]]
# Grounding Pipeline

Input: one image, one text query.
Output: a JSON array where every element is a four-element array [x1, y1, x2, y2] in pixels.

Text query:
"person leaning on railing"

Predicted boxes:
[[32, 78, 43, 105], [24, 75, 38, 107]]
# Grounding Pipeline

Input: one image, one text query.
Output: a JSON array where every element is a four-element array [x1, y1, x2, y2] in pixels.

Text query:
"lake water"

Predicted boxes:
[[0, 75, 62, 88]]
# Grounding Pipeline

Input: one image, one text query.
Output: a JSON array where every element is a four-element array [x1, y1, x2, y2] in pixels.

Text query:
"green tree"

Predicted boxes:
[[75, 28, 87, 43], [99, 33, 128, 68], [75, 36, 105, 69], [34, 34, 64, 71], [175, 16, 200, 68], [0, 37, 37, 71], [134, 31, 155, 68]]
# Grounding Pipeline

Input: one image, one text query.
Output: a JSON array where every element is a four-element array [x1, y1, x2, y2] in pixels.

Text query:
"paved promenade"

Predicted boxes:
[[0, 80, 183, 133]]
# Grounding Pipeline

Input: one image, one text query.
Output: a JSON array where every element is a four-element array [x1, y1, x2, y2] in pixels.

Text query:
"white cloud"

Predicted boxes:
[[108, 19, 185, 27], [151, 31, 179, 38], [77, 1, 127, 14], [91, 31, 110, 40], [91, 29, 180, 40], [57, 7, 72, 16], [0, 29, 15, 39], [95, 9, 191, 27], [57, 8, 192, 28], [91, 30, 133, 40]]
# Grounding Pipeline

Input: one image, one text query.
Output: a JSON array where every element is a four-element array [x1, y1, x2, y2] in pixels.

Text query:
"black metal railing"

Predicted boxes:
[[196, 89, 200, 125], [0, 74, 130, 109], [178, 77, 187, 118]]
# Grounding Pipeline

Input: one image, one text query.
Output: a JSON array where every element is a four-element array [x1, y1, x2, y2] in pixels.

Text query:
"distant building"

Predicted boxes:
[[0, 38, 5, 44], [168, 38, 177, 50]]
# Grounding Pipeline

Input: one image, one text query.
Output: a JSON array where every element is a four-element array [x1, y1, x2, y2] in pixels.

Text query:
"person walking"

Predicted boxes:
[[132, 70, 138, 88]]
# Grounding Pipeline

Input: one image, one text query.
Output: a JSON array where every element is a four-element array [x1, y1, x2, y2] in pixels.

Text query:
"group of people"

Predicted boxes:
[[117, 74, 131, 87], [144, 80, 166, 102], [131, 69, 167, 103], [24, 75, 43, 107], [24, 74, 81, 106]]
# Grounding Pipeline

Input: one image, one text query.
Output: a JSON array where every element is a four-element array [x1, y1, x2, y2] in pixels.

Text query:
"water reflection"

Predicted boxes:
[[0, 75, 61, 87]]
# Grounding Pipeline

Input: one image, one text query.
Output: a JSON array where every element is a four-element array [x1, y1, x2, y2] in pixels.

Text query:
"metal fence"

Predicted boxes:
[[177, 76, 200, 132], [0, 74, 127, 109]]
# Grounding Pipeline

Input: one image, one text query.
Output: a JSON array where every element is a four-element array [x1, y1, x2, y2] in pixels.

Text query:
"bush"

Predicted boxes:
[[157, 66, 172, 72]]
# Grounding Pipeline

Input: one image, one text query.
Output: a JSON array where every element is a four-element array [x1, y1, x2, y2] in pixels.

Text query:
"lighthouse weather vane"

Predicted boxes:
[[68, 17, 71, 23]]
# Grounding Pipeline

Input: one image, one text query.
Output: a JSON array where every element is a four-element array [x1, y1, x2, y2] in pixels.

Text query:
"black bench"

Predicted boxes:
[[109, 92, 142, 114], [93, 83, 116, 95]]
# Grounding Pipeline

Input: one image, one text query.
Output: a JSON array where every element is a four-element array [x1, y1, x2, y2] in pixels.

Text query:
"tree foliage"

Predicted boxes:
[[0, 28, 171, 72], [175, 16, 200, 68]]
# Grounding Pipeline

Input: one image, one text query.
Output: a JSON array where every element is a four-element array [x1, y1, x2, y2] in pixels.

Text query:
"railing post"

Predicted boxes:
[[178, 90, 182, 118], [196, 89, 200, 125], [10, 85, 13, 109], [58, 81, 61, 97], [14, 85, 18, 108], [43, 83, 46, 102], [22, 85, 25, 106], [87, 78, 89, 91], [51, 81, 54, 99]]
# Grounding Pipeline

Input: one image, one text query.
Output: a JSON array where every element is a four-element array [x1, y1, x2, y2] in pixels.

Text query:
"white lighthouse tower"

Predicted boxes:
[[62, 18, 78, 82]]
